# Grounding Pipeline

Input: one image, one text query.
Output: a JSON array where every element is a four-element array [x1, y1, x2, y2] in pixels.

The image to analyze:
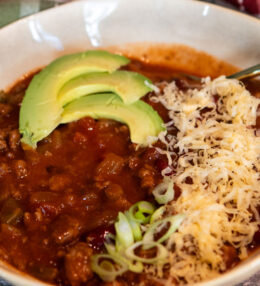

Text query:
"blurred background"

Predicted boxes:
[[0, 0, 72, 28], [0, 0, 259, 28]]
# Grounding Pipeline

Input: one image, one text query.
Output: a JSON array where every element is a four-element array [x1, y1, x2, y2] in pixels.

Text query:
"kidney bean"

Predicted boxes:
[[86, 224, 115, 251]]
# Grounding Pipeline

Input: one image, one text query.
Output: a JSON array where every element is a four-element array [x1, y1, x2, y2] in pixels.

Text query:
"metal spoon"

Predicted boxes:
[[184, 63, 260, 81], [227, 63, 260, 80]]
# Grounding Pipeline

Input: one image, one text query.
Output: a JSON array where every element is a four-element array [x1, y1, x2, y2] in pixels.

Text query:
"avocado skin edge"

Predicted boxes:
[[61, 93, 165, 146], [19, 51, 130, 148]]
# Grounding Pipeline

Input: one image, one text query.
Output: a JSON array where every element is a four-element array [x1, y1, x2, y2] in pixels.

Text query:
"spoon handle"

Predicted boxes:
[[227, 63, 260, 80]]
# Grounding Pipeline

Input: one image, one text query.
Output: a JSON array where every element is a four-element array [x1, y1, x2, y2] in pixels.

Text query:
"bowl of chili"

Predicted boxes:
[[0, 0, 259, 286]]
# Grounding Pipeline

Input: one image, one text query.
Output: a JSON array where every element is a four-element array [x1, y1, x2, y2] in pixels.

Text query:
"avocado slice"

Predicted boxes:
[[61, 93, 165, 146], [19, 51, 129, 148], [58, 71, 153, 106]]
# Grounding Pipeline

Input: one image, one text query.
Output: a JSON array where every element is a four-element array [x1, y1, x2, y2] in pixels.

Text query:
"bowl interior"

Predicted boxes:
[[0, 0, 260, 90], [0, 0, 259, 285]]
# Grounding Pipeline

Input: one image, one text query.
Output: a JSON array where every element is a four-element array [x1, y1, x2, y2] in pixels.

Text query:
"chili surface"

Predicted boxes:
[[0, 60, 259, 286]]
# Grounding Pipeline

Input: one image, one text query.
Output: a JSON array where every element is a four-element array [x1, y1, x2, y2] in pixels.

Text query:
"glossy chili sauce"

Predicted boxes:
[[0, 59, 259, 286]]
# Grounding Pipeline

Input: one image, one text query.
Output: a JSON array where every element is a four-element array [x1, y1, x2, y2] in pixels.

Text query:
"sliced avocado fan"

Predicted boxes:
[[58, 71, 153, 106], [61, 93, 165, 146], [19, 51, 130, 148], [19, 50, 165, 148]]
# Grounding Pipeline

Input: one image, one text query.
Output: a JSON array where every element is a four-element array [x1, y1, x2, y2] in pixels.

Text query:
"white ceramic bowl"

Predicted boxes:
[[0, 0, 259, 285]]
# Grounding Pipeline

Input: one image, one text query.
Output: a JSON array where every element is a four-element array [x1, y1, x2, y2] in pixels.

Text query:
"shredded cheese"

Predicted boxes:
[[149, 76, 260, 285]]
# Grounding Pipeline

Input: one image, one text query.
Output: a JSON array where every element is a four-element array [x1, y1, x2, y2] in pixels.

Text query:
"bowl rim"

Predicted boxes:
[[1, 0, 260, 33], [0, 1, 259, 286]]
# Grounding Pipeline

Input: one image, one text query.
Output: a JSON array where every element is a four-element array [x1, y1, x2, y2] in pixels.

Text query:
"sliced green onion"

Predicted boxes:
[[152, 177, 174, 204], [116, 254, 143, 273], [91, 254, 128, 282], [104, 233, 117, 255], [116, 236, 126, 253], [100, 260, 114, 272], [143, 214, 185, 244], [93, 203, 184, 281], [115, 212, 134, 249], [128, 201, 155, 224], [125, 211, 142, 241], [105, 243, 116, 255], [125, 241, 168, 264], [105, 238, 143, 273], [127, 260, 143, 273], [150, 206, 167, 223]]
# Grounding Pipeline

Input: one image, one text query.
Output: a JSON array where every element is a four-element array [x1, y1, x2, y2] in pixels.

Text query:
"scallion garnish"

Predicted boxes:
[[125, 211, 142, 241], [91, 182, 185, 282], [152, 177, 174, 204], [91, 254, 128, 282], [150, 205, 167, 223], [128, 201, 155, 224], [143, 214, 185, 244], [125, 241, 169, 264], [115, 212, 134, 249]]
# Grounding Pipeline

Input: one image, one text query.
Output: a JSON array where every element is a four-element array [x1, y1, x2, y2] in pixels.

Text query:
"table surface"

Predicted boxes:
[[0, 0, 259, 285]]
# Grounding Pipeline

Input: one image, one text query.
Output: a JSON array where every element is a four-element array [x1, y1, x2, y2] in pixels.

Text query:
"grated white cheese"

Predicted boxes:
[[149, 76, 260, 285]]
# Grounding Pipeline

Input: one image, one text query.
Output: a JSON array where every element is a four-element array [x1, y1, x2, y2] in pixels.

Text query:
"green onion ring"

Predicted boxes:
[[105, 242, 116, 255], [125, 211, 142, 241], [115, 212, 134, 249], [127, 260, 143, 273], [152, 178, 174, 204], [91, 254, 128, 282], [117, 254, 144, 273], [105, 241, 143, 273], [150, 206, 167, 223], [125, 241, 168, 264], [128, 201, 155, 224], [143, 214, 185, 244]]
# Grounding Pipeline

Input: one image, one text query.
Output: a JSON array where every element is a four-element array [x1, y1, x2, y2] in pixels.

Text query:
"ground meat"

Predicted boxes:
[[0, 162, 10, 178], [81, 191, 100, 210], [95, 119, 118, 132], [142, 148, 160, 162], [0, 198, 23, 225], [0, 182, 10, 203], [103, 281, 123, 286], [77, 117, 96, 133], [51, 215, 81, 245], [0, 130, 7, 140], [113, 197, 131, 210], [65, 242, 93, 286], [24, 149, 40, 165], [104, 184, 131, 210], [95, 153, 125, 181], [8, 129, 20, 151], [50, 130, 62, 149], [29, 265, 58, 282], [138, 164, 157, 189], [84, 210, 116, 232], [104, 184, 124, 201], [0, 138, 7, 152], [0, 246, 10, 262], [0, 103, 12, 116], [128, 156, 141, 170], [0, 224, 28, 270], [49, 174, 71, 192], [12, 160, 28, 179], [73, 132, 88, 145], [29, 192, 62, 217]]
